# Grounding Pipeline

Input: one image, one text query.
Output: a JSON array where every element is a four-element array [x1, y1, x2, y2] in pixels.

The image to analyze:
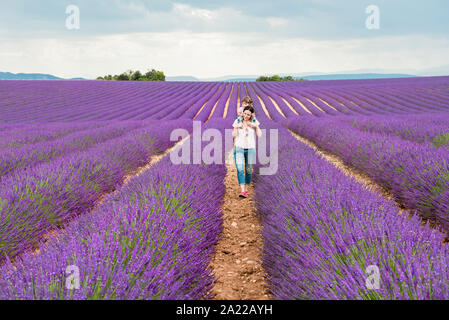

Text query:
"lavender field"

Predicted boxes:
[[0, 76, 449, 300], [1, 76, 449, 122]]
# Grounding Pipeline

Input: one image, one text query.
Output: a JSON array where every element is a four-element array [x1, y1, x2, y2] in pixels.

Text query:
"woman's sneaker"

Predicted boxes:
[[239, 192, 248, 198]]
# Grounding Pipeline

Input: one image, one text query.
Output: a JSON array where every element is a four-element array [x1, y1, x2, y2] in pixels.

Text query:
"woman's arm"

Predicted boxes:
[[232, 119, 242, 139], [255, 126, 262, 137], [232, 126, 239, 138]]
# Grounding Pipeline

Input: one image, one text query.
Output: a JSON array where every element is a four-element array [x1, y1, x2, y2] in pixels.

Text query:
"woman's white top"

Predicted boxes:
[[233, 118, 260, 149]]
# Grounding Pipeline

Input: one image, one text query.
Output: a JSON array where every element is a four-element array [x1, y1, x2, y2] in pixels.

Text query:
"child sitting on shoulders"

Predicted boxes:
[[237, 96, 257, 124]]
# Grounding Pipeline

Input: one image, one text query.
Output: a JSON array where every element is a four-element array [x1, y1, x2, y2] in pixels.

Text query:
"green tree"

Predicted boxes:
[[96, 68, 165, 81], [144, 69, 165, 81], [256, 74, 308, 81], [131, 70, 142, 81], [117, 72, 130, 81]]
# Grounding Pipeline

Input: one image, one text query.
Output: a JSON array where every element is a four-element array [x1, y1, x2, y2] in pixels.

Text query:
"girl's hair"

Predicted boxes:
[[241, 96, 253, 106]]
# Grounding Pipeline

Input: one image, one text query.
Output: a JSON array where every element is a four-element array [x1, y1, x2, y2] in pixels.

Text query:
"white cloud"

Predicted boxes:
[[267, 17, 289, 28], [173, 3, 214, 20], [0, 31, 447, 79]]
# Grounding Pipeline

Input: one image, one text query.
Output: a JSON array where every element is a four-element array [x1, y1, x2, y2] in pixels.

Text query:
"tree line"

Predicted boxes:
[[96, 70, 304, 82], [97, 69, 165, 81], [256, 75, 306, 81]]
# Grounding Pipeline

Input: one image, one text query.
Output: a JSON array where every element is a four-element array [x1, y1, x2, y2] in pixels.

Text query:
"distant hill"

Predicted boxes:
[[415, 64, 449, 77], [200, 73, 419, 82], [300, 73, 418, 81], [199, 74, 261, 81], [0, 72, 86, 80], [224, 78, 261, 82], [166, 75, 200, 81], [0, 71, 422, 82]]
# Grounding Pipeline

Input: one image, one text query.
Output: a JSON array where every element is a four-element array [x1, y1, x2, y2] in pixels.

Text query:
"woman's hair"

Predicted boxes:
[[241, 96, 253, 106], [243, 106, 255, 116]]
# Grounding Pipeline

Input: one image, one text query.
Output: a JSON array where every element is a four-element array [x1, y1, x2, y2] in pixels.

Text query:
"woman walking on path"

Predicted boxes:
[[232, 106, 262, 198]]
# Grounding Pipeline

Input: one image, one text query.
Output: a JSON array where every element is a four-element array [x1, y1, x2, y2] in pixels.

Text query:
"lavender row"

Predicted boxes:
[[284, 116, 449, 231], [1, 77, 448, 122], [0, 122, 110, 151], [254, 123, 449, 299], [338, 114, 449, 147], [244, 83, 272, 122], [258, 83, 312, 116], [0, 81, 208, 122], [194, 85, 228, 122], [0, 120, 227, 299], [0, 119, 193, 261], [0, 121, 152, 178]]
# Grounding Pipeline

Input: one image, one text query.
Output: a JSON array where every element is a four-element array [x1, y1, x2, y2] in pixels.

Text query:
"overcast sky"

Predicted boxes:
[[0, 0, 448, 79]]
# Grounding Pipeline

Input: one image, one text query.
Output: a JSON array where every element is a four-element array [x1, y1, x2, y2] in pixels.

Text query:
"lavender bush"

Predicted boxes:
[[1, 77, 447, 122], [0, 122, 108, 150], [0, 121, 151, 178], [338, 114, 449, 147], [0, 119, 227, 300], [284, 116, 449, 231], [254, 122, 449, 299], [0, 119, 192, 262]]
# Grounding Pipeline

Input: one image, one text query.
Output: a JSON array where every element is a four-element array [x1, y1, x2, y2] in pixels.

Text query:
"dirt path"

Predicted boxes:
[[32, 135, 190, 255], [208, 148, 272, 300]]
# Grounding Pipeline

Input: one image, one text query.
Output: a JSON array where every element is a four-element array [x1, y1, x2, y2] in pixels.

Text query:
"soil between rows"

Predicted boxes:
[[208, 149, 272, 300]]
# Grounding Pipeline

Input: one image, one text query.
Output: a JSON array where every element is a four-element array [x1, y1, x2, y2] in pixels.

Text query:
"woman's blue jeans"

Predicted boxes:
[[234, 147, 256, 185]]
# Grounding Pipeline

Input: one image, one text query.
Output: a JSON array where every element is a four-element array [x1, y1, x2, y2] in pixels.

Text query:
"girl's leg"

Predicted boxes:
[[234, 147, 246, 191]]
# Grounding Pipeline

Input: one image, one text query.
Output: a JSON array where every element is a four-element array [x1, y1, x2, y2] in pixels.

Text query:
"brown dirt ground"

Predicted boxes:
[[208, 148, 272, 300]]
